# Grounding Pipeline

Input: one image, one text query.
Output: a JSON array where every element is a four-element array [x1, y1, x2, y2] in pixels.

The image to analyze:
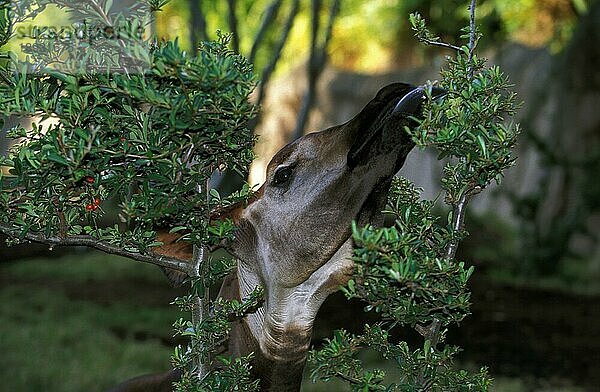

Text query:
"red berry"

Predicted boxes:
[[85, 204, 94, 211], [94, 198, 101, 206], [86, 177, 95, 184]]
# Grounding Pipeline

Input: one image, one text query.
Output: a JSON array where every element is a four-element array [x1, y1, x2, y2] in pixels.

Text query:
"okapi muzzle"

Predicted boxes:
[[109, 83, 441, 392]]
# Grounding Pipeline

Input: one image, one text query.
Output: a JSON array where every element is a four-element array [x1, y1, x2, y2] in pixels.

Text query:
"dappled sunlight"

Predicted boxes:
[[493, 0, 581, 51], [155, 0, 190, 49]]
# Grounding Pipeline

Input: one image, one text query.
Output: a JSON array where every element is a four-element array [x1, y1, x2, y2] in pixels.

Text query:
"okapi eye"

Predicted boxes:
[[272, 166, 293, 187]]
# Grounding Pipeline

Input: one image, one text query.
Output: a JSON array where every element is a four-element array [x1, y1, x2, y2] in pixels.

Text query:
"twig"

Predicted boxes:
[[445, 0, 477, 262], [291, 0, 340, 140], [415, 319, 442, 346], [419, 39, 461, 52], [88, 0, 112, 26], [174, 143, 196, 184], [226, 0, 240, 54], [249, 0, 300, 130], [190, 243, 210, 378], [0, 223, 191, 273], [248, 0, 283, 65], [335, 372, 361, 385], [468, 0, 477, 60], [444, 191, 469, 260], [189, 0, 209, 54], [189, 179, 211, 379]]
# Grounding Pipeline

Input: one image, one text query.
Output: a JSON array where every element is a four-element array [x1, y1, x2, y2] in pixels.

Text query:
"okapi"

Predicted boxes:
[[110, 83, 442, 392]]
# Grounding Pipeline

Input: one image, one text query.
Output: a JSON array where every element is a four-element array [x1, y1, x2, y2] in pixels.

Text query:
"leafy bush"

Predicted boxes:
[[309, 5, 519, 391], [0, 1, 261, 389]]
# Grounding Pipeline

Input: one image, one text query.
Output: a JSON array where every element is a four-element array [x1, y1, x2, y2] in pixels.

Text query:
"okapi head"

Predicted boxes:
[[133, 83, 440, 392], [213, 83, 438, 388]]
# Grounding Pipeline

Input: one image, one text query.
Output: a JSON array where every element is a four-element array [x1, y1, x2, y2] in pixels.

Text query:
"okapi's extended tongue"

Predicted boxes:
[[347, 85, 447, 169], [348, 85, 424, 169], [392, 85, 446, 115], [392, 86, 425, 115]]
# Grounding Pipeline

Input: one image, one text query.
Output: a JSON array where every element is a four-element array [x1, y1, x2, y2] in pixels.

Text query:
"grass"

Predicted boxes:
[[0, 251, 589, 392], [0, 251, 180, 392]]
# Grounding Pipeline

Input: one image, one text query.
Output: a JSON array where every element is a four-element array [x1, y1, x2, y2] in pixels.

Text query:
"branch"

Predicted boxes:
[[0, 223, 191, 273], [88, 0, 112, 26], [250, 0, 300, 129], [419, 39, 461, 52], [249, 0, 283, 65], [191, 243, 210, 378], [190, 180, 211, 379], [336, 371, 361, 385], [468, 0, 477, 60], [445, 0, 477, 262], [416, 3, 478, 385], [291, 0, 340, 140], [444, 191, 469, 260], [415, 318, 442, 346], [226, 0, 240, 54], [189, 0, 209, 54]]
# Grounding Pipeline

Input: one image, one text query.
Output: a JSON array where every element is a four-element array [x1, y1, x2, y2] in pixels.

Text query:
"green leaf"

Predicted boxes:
[[47, 153, 70, 166], [476, 134, 488, 159]]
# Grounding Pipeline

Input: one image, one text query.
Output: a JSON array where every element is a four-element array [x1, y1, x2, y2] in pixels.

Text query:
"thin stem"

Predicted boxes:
[[468, 0, 477, 59], [189, 179, 211, 379], [88, 0, 112, 26], [415, 319, 442, 346], [226, 0, 240, 54], [249, 0, 300, 130], [189, 0, 209, 54], [0, 223, 191, 273], [248, 0, 283, 65], [444, 191, 469, 260], [417, 3, 478, 388], [420, 39, 461, 52], [445, 0, 477, 262], [336, 372, 361, 385], [190, 243, 210, 378]]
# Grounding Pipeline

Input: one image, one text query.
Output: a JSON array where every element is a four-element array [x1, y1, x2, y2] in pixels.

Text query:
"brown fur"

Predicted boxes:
[[109, 83, 424, 392]]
